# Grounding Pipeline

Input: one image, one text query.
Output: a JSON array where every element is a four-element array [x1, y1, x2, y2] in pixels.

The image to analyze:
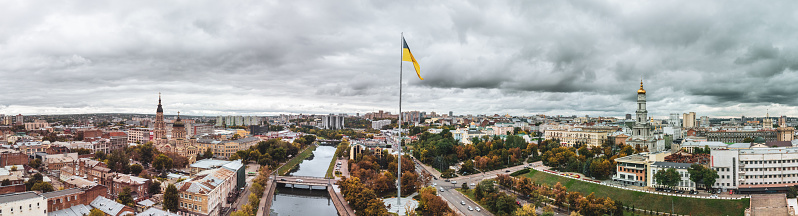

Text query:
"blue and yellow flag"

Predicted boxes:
[[402, 37, 423, 80]]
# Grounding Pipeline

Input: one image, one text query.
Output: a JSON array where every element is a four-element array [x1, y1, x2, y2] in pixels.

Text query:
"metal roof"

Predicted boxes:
[[41, 188, 83, 199], [90, 196, 127, 216], [48, 204, 91, 216], [0, 192, 42, 204]]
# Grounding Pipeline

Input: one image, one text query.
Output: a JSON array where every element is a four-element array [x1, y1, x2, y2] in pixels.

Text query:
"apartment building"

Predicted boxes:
[[0, 192, 47, 216], [175, 168, 236, 216]]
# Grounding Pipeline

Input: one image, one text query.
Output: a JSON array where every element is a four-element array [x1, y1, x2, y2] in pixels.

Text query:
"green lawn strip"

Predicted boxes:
[[278, 144, 318, 175], [522, 169, 749, 216]]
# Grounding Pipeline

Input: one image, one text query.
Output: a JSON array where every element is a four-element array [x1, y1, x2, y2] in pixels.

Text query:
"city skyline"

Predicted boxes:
[[2, 1, 798, 118]]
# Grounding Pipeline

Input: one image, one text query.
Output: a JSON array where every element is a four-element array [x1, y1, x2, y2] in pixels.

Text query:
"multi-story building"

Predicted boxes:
[[0, 192, 46, 216], [371, 119, 392, 130], [175, 168, 237, 216], [42, 184, 107, 212], [705, 130, 776, 143], [683, 112, 696, 128], [668, 113, 681, 127], [612, 151, 672, 187], [14, 114, 23, 126], [189, 124, 214, 138], [699, 116, 710, 127], [320, 114, 345, 130], [24, 120, 50, 131], [544, 129, 609, 148], [649, 162, 696, 191], [128, 128, 151, 144], [110, 174, 150, 199]]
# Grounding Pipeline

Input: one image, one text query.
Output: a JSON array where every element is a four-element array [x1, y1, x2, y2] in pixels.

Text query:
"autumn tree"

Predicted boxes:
[[514, 204, 537, 216]]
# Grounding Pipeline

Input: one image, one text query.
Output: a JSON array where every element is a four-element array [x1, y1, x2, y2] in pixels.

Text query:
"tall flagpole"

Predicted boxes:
[[397, 32, 403, 207]]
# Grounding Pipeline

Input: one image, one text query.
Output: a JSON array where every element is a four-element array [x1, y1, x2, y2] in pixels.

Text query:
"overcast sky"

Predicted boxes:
[[2, 0, 798, 118]]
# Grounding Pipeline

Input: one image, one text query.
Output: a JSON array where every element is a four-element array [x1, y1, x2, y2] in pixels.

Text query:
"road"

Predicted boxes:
[[233, 163, 261, 212], [436, 183, 491, 216]]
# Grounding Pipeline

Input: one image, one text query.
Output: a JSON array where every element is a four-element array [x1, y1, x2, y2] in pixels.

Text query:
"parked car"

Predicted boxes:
[[452, 181, 457, 184], [444, 179, 450, 182]]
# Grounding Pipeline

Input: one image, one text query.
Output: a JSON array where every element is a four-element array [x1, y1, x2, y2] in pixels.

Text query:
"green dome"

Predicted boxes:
[[753, 136, 766, 143]]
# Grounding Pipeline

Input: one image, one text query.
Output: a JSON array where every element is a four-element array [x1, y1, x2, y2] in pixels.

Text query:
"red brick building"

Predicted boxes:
[[0, 152, 28, 166], [42, 184, 108, 212]]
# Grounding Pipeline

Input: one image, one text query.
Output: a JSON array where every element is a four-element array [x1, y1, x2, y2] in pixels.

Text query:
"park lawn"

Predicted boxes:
[[522, 169, 750, 216], [278, 144, 318, 175]]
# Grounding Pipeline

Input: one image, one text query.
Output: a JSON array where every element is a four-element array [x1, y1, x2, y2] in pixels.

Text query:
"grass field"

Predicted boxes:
[[522, 169, 749, 216], [278, 144, 318, 175]]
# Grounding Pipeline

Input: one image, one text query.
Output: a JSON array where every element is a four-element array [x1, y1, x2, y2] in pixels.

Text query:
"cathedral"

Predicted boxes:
[[626, 81, 663, 152], [152, 94, 200, 161]]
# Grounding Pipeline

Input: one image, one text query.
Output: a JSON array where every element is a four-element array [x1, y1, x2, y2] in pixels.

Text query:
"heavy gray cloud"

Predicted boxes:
[[1, 0, 798, 118]]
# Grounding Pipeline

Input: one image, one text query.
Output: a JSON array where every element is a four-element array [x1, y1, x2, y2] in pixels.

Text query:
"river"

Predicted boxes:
[[270, 145, 339, 216]]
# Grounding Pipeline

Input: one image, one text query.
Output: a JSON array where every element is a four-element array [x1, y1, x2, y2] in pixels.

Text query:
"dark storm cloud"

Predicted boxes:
[[2, 0, 798, 117]]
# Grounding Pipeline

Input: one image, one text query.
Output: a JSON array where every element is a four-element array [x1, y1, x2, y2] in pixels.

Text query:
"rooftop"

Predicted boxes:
[[136, 208, 180, 216], [190, 159, 232, 169], [0, 192, 42, 204], [651, 161, 693, 169], [48, 204, 91, 216], [176, 168, 235, 194], [41, 188, 83, 199], [91, 196, 132, 216]]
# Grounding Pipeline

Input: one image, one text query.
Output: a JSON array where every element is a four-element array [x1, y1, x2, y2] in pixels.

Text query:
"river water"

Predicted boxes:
[[270, 145, 339, 216]]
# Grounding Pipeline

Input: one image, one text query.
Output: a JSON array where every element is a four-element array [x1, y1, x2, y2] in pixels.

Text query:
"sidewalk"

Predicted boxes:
[[412, 157, 442, 178]]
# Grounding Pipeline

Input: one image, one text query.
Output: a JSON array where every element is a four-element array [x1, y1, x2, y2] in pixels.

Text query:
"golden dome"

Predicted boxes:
[[637, 80, 646, 94]]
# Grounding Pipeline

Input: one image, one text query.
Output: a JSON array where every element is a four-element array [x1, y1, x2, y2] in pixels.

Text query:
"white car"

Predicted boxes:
[[460, 201, 466, 205], [452, 181, 457, 184], [440, 187, 445, 192], [470, 183, 476, 187], [475, 207, 481, 212], [433, 183, 437, 186], [468, 206, 473, 211], [296, 179, 304, 182]]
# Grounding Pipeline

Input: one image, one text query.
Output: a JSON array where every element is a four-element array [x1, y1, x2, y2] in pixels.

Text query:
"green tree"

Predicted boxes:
[[149, 181, 162, 195], [137, 142, 158, 167], [743, 137, 754, 143], [654, 168, 680, 188], [153, 154, 174, 171], [117, 187, 134, 206], [203, 148, 214, 159], [688, 164, 706, 189], [31, 182, 55, 192], [28, 159, 42, 169], [703, 168, 719, 191], [89, 208, 105, 216], [130, 164, 144, 176], [1, 179, 10, 186], [789, 186, 798, 198], [164, 184, 179, 212]]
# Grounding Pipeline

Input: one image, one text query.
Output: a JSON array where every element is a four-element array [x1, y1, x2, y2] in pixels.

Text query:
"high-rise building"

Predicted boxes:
[[15, 114, 23, 126], [682, 112, 696, 128], [449, 111, 453, 117], [668, 113, 681, 127], [321, 114, 345, 130], [699, 116, 710, 127], [763, 112, 774, 129]]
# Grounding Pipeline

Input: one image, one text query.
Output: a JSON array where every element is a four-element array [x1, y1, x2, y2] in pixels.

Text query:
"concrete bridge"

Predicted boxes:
[[258, 175, 355, 216], [317, 139, 343, 145]]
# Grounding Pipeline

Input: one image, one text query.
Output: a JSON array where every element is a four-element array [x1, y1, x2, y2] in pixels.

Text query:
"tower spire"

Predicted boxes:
[[158, 92, 162, 105]]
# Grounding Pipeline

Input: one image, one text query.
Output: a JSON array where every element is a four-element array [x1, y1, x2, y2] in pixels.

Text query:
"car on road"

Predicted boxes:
[[505, 170, 511, 172], [460, 201, 465, 205], [444, 179, 450, 182], [475, 207, 481, 212], [470, 183, 476, 187], [433, 183, 437, 186], [468, 206, 473, 211], [452, 181, 457, 184], [440, 187, 445, 192], [280, 178, 286, 181], [337, 162, 342, 165], [296, 179, 304, 182]]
